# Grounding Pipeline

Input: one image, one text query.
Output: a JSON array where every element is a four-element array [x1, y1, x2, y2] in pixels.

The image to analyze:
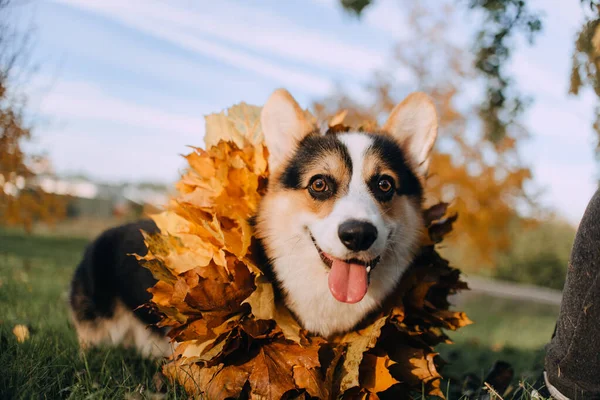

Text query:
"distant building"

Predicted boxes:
[[33, 175, 171, 219]]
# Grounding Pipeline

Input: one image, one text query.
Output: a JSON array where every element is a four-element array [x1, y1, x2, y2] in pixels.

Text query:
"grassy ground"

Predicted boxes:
[[438, 292, 558, 396], [0, 228, 558, 399], [0, 230, 185, 399]]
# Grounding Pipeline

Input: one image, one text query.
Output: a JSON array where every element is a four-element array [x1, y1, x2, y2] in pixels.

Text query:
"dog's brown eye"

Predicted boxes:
[[378, 178, 393, 193], [369, 175, 395, 202], [308, 175, 335, 200], [311, 178, 327, 192]]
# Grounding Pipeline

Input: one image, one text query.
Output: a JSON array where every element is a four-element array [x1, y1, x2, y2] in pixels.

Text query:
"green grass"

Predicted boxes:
[[0, 228, 555, 399], [0, 230, 185, 399], [448, 292, 558, 350], [438, 293, 558, 397]]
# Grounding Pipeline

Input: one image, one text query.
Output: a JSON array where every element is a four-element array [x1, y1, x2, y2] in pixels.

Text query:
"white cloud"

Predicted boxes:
[[50, 0, 387, 94], [34, 0, 598, 224], [26, 79, 203, 182], [36, 127, 186, 183], [168, 1, 387, 75], [532, 0, 585, 30], [38, 80, 206, 140], [525, 100, 592, 140], [361, 1, 411, 39]]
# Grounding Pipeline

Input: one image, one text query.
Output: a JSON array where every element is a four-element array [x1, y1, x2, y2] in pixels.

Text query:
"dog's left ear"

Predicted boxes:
[[383, 92, 438, 177], [261, 89, 312, 173]]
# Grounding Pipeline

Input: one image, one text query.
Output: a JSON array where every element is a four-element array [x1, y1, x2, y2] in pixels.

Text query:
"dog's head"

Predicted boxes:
[[255, 89, 438, 336]]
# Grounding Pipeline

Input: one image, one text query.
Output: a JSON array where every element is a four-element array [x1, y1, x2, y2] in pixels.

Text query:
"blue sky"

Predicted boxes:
[[11, 0, 598, 224]]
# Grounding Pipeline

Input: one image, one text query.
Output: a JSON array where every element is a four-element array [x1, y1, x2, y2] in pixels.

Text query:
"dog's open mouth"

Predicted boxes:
[[310, 234, 381, 304]]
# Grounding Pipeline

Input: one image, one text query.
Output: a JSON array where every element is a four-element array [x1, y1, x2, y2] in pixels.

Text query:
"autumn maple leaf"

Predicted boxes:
[[140, 103, 470, 400]]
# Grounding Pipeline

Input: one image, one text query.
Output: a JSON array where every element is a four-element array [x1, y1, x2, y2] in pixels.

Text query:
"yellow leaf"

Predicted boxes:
[[329, 109, 348, 126], [151, 211, 191, 236], [335, 315, 388, 392], [12, 324, 29, 343], [360, 354, 399, 393], [149, 281, 174, 307], [164, 234, 215, 274], [142, 102, 470, 400], [204, 103, 263, 149], [185, 149, 216, 178], [272, 303, 306, 345], [244, 277, 306, 344], [409, 352, 442, 383], [243, 276, 276, 321]]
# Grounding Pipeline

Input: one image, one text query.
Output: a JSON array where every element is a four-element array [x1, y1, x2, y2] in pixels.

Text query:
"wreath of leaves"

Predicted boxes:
[[137, 103, 471, 400]]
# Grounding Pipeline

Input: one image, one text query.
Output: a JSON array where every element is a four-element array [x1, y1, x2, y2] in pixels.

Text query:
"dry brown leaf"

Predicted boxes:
[[243, 275, 276, 320], [329, 109, 348, 126], [359, 354, 399, 394], [246, 341, 322, 400], [272, 303, 306, 345], [388, 347, 441, 387], [142, 104, 470, 399], [185, 263, 255, 312], [165, 361, 250, 399], [428, 213, 458, 243], [423, 202, 449, 224], [335, 315, 388, 393], [293, 365, 330, 399]]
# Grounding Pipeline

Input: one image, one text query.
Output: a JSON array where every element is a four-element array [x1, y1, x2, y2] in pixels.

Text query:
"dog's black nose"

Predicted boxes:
[[338, 220, 378, 251]]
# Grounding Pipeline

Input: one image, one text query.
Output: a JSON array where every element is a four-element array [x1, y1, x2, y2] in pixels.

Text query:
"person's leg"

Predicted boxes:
[[545, 188, 600, 399]]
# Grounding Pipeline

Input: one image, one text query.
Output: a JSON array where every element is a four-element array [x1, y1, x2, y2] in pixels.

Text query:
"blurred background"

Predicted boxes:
[[2, 0, 600, 396]]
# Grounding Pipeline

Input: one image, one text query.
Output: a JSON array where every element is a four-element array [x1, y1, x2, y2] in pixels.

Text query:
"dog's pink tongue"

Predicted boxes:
[[328, 259, 368, 303]]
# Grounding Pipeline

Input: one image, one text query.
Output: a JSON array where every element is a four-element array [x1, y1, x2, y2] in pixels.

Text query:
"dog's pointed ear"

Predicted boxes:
[[261, 89, 312, 172], [383, 92, 438, 177]]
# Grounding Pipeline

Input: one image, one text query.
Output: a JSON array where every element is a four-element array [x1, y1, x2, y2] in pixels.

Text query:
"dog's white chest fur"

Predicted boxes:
[[273, 240, 415, 337]]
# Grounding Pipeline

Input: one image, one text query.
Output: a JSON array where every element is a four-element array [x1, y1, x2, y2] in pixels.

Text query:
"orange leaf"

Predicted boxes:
[[359, 354, 399, 394], [334, 315, 388, 392], [246, 341, 322, 400], [143, 101, 470, 400]]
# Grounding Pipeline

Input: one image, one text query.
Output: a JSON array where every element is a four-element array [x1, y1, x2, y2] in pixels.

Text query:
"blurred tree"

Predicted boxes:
[[318, 3, 536, 265], [495, 219, 576, 289], [346, 1, 600, 172], [467, 0, 542, 144], [0, 0, 65, 231], [570, 1, 600, 162], [340, 0, 542, 146]]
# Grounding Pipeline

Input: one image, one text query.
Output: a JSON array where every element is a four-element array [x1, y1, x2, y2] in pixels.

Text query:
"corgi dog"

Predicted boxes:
[[69, 89, 437, 355], [256, 89, 437, 337]]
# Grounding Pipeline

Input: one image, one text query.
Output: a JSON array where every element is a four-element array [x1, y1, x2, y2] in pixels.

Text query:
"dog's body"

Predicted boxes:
[[69, 89, 438, 352], [69, 219, 171, 357]]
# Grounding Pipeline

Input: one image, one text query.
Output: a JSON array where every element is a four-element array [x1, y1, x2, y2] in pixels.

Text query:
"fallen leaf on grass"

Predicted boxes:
[[12, 324, 30, 343]]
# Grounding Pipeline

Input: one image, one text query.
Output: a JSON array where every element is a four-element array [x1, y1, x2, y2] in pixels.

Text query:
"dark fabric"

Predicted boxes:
[[545, 188, 600, 399]]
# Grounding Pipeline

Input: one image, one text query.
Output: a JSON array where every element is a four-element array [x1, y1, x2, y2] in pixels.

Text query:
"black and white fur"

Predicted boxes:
[[256, 89, 438, 337], [69, 220, 171, 357]]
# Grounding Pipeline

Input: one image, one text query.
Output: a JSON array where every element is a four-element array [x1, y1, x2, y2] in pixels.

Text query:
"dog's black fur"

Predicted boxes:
[[70, 220, 163, 333]]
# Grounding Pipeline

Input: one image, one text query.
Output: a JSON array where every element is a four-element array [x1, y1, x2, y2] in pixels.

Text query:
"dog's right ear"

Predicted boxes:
[[383, 92, 438, 177], [261, 89, 311, 173]]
